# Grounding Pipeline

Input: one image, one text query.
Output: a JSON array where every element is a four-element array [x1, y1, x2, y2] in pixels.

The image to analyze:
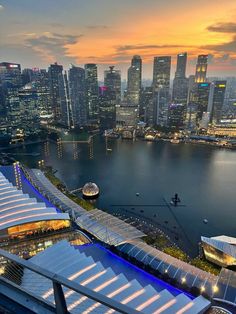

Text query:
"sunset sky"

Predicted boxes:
[[1, 0, 236, 79]]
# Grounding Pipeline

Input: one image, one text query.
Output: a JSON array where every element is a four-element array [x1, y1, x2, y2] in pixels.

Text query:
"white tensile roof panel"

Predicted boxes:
[[0, 171, 70, 231], [20, 240, 211, 314]]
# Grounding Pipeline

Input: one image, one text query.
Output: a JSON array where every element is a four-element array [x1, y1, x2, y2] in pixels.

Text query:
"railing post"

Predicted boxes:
[[53, 281, 68, 314]]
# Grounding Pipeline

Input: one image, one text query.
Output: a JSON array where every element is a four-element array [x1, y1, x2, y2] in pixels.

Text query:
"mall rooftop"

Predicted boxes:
[[0, 169, 70, 239]]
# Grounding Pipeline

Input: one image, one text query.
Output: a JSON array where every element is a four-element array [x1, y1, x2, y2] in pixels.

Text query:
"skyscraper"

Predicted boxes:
[[153, 56, 171, 92], [0, 62, 22, 88], [175, 53, 187, 79], [18, 84, 40, 135], [152, 56, 171, 126], [168, 103, 186, 128], [211, 81, 227, 123], [68, 65, 87, 128], [98, 86, 116, 130], [104, 66, 121, 104], [140, 87, 154, 126], [59, 71, 71, 128], [48, 63, 64, 122], [34, 70, 53, 126], [85, 64, 98, 121], [172, 53, 188, 104], [196, 82, 211, 123], [195, 55, 208, 83], [127, 55, 142, 107]]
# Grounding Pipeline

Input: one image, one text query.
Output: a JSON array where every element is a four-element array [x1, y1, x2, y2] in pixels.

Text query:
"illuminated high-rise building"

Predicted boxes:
[[211, 81, 227, 123], [172, 53, 188, 103], [69, 65, 87, 128], [18, 84, 40, 135], [153, 56, 171, 92], [34, 70, 53, 126], [196, 82, 211, 122], [0, 62, 22, 129], [168, 103, 185, 128], [104, 66, 121, 104], [0, 62, 22, 88], [175, 53, 187, 79], [195, 55, 208, 83], [48, 63, 64, 122], [98, 86, 116, 130], [152, 56, 171, 126], [127, 56, 142, 107], [140, 87, 154, 125], [85, 64, 98, 121]]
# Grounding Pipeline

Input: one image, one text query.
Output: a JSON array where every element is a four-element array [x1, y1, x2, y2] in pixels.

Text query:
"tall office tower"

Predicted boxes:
[[68, 65, 87, 129], [196, 82, 211, 123], [98, 86, 116, 130], [0, 62, 22, 88], [172, 53, 188, 104], [22, 68, 34, 85], [187, 75, 196, 104], [131, 55, 142, 91], [48, 63, 64, 122], [127, 56, 142, 107], [34, 71, 53, 126], [152, 56, 171, 126], [59, 71, 71, 128], [85, 64, 99, 121], [211, 81, 227, 123], [104, 66, 121, 104], [0, 63, 22, 134], [175, 52, 187, 78], [168, 103, 186, 128], [18, 84, 40, 135], [172, 53, 188, 126], [140, 87, 154, 125], [195, 55, 208, 83]]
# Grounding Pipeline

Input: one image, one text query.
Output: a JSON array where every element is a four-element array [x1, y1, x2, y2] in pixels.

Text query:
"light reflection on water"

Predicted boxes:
[[11, 137, 236, 255]]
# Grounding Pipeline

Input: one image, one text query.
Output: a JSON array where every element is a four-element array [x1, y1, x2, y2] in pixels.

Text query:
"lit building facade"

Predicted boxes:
[[0, 169, 70, 241], [195, 55, 208, 83], [152, 56, 171, 126], [172, 53, 188, 106], [211, 81, 227, 124], [201, 236, 236, 267], [68, 65, 87, 128], [127, 55, 142, 107], [104, 66, 121, 104], [48, 63, 64, 122], [196, 82, 211, 123], [140, 87, 154, 125], [116, 105, 138, 128], [168, 103, 185, 128], [85, 63, 99, 121], [98, 86, 116, 130]]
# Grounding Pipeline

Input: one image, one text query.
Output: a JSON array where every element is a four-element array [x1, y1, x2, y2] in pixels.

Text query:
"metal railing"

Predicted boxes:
[[0, 248, 140, 314]]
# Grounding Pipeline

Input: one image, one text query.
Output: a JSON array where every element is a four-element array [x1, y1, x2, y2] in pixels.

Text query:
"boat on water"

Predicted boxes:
[[170, 138, 180, 144], [106, 148, 112, 152], [203, 219, 208, 224], [136, 192, 140, 196], [170, 193, 181, 206]]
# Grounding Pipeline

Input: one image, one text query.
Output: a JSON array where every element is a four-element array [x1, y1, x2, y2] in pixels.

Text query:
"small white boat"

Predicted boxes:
[[203, 219, 208, 224], [136, 193, 140, 196], [170, 138, 180, 144]]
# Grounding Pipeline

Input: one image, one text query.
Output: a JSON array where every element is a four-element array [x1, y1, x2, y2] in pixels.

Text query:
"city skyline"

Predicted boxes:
[[1, 0, 236, 78]]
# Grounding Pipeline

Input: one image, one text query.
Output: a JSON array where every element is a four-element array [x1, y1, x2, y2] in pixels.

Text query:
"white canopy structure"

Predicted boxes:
[[0, 171, 70, 238]]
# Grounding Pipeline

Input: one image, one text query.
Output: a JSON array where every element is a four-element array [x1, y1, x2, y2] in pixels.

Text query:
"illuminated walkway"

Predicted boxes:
[[20, 166, 236, 307], [21, 240, 211, 314]]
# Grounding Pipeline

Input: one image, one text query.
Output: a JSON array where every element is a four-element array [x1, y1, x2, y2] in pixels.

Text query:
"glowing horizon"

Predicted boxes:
[[1, 0, 236, 78]]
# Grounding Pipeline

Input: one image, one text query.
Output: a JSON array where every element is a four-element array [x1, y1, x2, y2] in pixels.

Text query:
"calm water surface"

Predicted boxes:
[[12, 137, 236, 255]]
